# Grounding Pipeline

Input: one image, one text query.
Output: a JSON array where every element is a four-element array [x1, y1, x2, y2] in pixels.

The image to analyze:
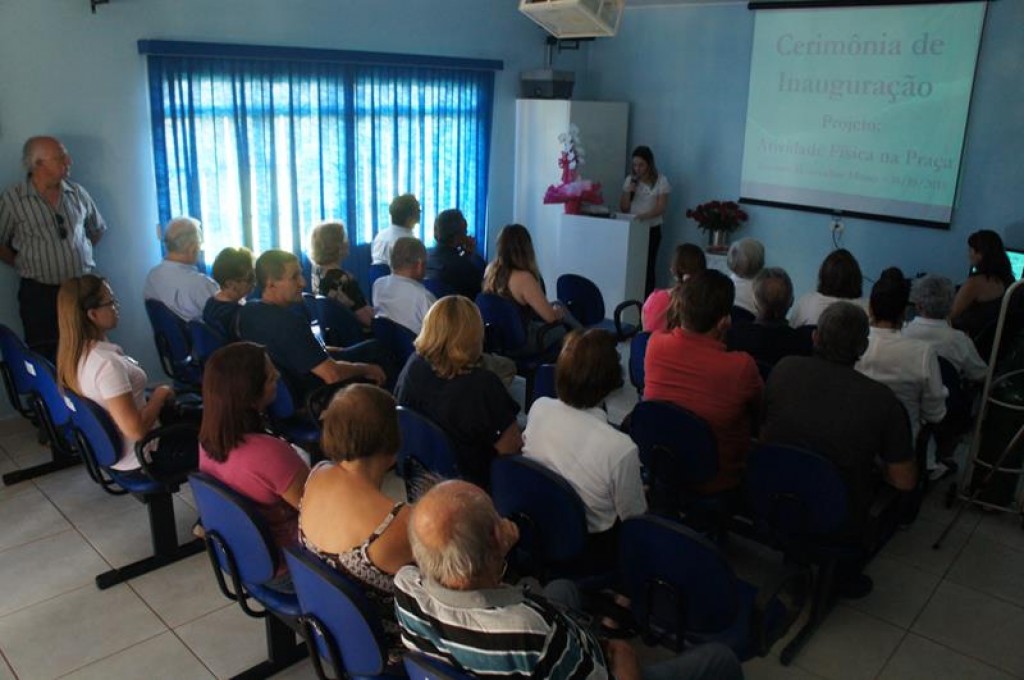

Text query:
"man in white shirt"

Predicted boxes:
[[370, 193, 420, 266], [143, 217, 218, 321], [372, 236, 435, 333], [904, 274, 987, 382]]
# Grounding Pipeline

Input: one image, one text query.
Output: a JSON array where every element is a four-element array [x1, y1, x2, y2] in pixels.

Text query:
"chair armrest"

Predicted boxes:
[[750, 566, 811, 656], [613, 300, 643, 339], [135, 421, 200, 485]]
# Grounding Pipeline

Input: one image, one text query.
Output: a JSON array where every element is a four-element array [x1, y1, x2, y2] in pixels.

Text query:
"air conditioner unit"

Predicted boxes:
[[518, 0, 625, 39]]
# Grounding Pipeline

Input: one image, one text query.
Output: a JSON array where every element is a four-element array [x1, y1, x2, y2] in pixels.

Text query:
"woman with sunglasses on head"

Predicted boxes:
[[56, 274, 195, 475]]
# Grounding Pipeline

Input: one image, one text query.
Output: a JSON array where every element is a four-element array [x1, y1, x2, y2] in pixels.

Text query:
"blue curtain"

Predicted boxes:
[[144, 44, 497, 285]]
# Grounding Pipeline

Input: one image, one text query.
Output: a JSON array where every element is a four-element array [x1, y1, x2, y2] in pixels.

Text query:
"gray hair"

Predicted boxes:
[[164, 216, 202, 253], [727, 238, 765, 279], [390, 236, 427, 271], [22, 136, 55, 173], [816, 301, 869, 366], [910, 274, 954, 319], [753, 267, 794, 321], [409, 484, 499, 588]]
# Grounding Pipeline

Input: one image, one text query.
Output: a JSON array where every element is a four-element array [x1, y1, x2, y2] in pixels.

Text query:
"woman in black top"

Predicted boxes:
[[309, 220, 373, 328]]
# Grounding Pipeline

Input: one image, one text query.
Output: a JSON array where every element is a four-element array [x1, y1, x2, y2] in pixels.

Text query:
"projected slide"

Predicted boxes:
[[740, 3, 985, 225]]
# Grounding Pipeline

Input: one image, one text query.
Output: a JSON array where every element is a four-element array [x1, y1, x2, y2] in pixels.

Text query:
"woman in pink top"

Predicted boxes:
[[642, 243, 706, 333], [199, 342, 310, 549]]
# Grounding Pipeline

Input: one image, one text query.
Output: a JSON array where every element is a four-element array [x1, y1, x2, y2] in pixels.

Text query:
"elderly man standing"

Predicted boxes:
[[394, 479, 743, 680], [143, 216, 219, 321], [0, 136, 107, 359]]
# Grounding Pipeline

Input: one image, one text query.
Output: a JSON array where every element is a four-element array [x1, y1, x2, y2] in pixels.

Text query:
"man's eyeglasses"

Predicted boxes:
[[54, 214, 67, 240]]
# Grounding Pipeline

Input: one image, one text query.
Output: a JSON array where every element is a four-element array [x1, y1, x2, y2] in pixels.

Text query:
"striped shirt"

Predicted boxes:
[[0, 178, 107, 284], [393, 566, 609, 680]]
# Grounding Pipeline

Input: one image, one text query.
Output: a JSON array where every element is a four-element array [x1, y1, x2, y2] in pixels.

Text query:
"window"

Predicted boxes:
[[142, 41, 499, 275]]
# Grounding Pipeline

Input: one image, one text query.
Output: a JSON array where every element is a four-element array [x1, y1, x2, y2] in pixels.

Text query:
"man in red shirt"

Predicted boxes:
[[643, 270, 763, 493]]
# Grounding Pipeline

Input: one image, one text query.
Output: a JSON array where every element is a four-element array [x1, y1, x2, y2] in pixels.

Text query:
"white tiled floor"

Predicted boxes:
[[0, 411, 1022, 679]]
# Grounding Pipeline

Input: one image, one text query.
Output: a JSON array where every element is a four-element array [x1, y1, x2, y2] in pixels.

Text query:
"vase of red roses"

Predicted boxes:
[[686, 200, 749, 253]]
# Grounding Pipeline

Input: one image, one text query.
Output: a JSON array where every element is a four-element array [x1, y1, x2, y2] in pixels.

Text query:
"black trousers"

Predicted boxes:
[[18, 278, 61, 363], [644, 224, 662, 298]]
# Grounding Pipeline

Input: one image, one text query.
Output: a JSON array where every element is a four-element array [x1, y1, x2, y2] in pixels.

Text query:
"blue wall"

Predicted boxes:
[[0, 0, 567, 416], [577, 1, 1024, 295]]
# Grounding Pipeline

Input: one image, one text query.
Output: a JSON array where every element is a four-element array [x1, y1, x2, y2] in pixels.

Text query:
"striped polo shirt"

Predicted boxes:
[[0, 178, 107, 284], [394, 566, 610, 680]]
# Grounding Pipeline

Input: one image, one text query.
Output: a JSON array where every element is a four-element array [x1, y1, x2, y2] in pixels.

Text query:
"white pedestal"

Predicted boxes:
[[533, 213, 651, 306]]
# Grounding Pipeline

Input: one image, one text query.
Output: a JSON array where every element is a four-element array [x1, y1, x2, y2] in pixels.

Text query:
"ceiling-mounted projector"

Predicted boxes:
[[518, 0, 625, 39]]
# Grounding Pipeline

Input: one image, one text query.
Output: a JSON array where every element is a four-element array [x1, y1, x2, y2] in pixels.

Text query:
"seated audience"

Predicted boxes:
[[57, 275, 195, 474], [644, 270, 763, 493], [727, 237, 765, 317], [523, 329, 646, 569], [642, 242, 705, 333], [203, 246, 255, 340], [143, 216, 219, 321], [905, 274, 986, 382], [482, 223, 580, 354], [856, 268, 946, 442], [199, 342, 309, 550], [371, 193, 420, 266], [237, 249, 385, 399], [951, 229, 1016, 340], [727, 267, 813, 372], [394, 480, 743, 680], [790, 248, 868, 327], [395, 295, 521, 488], [373, 236, 436, 334], [426, 208, 486, 299], [298, 383, 412, 659], [762, 302, 916, 596], [309, 220, 374, 328]]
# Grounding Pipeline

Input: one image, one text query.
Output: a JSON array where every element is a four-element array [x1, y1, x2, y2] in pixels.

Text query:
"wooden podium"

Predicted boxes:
[[532, 213, 652, 308]]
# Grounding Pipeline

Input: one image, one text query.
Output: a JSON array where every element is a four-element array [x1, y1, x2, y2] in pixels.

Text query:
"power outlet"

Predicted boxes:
[[831, 218, 844, 234]]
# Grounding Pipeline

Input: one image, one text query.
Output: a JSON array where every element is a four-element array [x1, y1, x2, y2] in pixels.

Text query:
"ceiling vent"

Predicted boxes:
[[518, 0, 625, 39]]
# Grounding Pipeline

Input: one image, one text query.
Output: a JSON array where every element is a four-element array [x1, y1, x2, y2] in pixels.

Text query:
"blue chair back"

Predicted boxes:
[[397, 407, 459, 500], [629, 331, 650, 395], [284, 546, 392, 680], [317, 295, 366, 348], [746, 444, 848, 538], [367, 264, 391, 305], [188, 319, 227, 368], [404, 653, 478, 680], [423, 278, 456, 299], [23, 352, 71, 429], [475, 293, 529, 354], [0, 324, 37, 418], [144, 299, 200, 385], [490, 456, 588, 567], [629, 400, 718, 490], [64, 391, 123, 469], [620, 515, 741, 642], [372, 316, 417, 367], [530, 363, 556, 406], [557, 273, 606, 326], [189, 472, 281, 590]]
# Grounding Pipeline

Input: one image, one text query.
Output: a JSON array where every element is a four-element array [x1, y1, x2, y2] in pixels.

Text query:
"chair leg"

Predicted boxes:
[[779, 560, 837, 666], [94, 492, 205, 590], [229, 615, 308, 680], [1, 456, 80, 485]]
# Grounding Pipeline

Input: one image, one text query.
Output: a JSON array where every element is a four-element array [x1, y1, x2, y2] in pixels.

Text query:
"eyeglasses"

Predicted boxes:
[[54, 214, 67, 240], [92, 298, 119, 310]]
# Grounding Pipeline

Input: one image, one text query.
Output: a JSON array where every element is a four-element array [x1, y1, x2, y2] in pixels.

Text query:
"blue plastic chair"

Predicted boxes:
[[266, 370, 322, 452], [396, 406, 460, 501], [144, 299, 202, 387], [628, 331, 651, 397], [367, 263, 391, 305], [528, 363, 556, 409], [371, 316, 417, 369], [1, 351, 81, 485], [317, 295, 367, 348], [403, 653, 478, 680], [556, 273, 641, 341], [284, 546, 403, 680], [628, 400, 719, 517], [0, 324, 38, 422], [619, 514, 804, 661], [188, 472, 308, 677], [475, 293, 561, 399], [423, 278, 456, 299], [63, 392, 203, 589], [490, 456, 590, 581], [187, 319, 227, 370]]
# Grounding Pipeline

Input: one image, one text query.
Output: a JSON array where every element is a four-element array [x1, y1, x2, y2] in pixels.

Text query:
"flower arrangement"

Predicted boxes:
[[543, 124, 603, 215], [685, 200, 749, 234]]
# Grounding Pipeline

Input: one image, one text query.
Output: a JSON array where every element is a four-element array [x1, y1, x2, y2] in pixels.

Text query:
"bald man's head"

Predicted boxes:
[[409, 480, 501, 590]]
